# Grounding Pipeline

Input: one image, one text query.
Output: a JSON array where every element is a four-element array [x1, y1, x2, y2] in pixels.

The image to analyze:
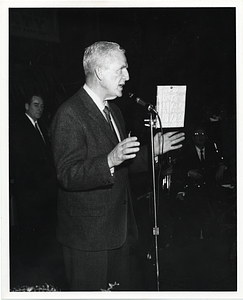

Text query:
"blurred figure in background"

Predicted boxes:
[[178, 125, 227, 188], [10, 94, 58, 267], [171, 125, 230, 242]]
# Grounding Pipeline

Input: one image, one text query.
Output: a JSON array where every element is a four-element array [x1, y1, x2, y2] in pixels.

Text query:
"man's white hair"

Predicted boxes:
[[83, 41, 125, 76]]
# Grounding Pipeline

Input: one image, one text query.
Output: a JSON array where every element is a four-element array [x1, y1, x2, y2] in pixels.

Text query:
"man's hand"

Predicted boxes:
[[188, 169, 203, 180], [176, 192, 186, 200], [154, 131, 185, 155], [107, 137, 140, 168]]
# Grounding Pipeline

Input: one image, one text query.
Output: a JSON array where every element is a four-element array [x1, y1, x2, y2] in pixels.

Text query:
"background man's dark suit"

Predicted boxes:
[[50, 87, 148, 289], [177, 140, 222, 190], [171, 140, 224, 239], [10, 114, 57, 265]]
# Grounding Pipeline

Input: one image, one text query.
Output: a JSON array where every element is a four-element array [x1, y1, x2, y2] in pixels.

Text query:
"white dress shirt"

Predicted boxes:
[[25, 113, 45, 144], [83, 84, 121, 141], [195, 146, 205, 161]]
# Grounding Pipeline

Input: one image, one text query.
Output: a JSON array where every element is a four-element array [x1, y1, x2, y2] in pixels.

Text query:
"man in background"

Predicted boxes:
[[10, 94, 57, 267], [171, 125, 229, 241]]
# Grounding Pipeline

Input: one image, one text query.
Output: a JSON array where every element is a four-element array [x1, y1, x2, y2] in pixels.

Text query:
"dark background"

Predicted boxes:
[[9, 7, 236, 137], [8, 7, 238, 292]]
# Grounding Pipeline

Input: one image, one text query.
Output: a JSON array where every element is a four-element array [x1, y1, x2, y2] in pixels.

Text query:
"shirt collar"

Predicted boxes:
[[25, 113, 36, 127], [195, 145, 205, 153], [83, 84, 108, 112]]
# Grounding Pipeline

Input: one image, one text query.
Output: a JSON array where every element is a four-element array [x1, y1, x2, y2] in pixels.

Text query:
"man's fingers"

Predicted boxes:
[[120, 141, 140, 156], [171, 136, 185, 145], [119, 137, 140, 151], [123, 146, 140, 155], [121, 136, 138, 144], [171, 143, 183, 150], [171, 133, 185, 141], [108, 137, 141, 168], [166, 132, 185, 139], [113, 137, 140, 163]]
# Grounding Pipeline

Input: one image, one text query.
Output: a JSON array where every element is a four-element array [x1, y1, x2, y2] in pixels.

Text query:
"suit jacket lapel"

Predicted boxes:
[[24, 115, 46, 145], [109, 105, 125, 141], [78, 88, 120, 145]]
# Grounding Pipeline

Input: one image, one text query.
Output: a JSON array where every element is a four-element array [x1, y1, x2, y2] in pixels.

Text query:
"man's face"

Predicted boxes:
[[25, 96, 44, 121], [192, 128, 207, 148], [100, 51, 129, 100]]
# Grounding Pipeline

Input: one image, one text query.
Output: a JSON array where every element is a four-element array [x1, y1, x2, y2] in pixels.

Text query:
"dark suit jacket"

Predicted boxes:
[[50, 87, 148, 251], [10, 114, 57, 225], [174, 140, 223, 191]]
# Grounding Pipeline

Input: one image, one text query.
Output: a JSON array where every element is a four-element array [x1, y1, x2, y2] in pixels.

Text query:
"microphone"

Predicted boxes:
[[129, 93, 157, 113]]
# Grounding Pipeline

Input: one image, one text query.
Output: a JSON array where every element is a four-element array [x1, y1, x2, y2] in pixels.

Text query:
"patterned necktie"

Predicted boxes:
[[35, 121, 46, 144]]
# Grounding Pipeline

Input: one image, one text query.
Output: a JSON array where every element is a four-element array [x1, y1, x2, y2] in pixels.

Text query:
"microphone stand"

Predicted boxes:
[[166, 156, 172, 196], [149, 111, 160, 291]]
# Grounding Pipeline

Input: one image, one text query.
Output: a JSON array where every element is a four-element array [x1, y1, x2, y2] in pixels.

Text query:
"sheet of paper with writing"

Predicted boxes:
[[156, 85, 187, 128]]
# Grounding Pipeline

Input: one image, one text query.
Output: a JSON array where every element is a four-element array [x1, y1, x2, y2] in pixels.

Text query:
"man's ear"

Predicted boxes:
[[25, 103, 29, 111], [95, 67, 103, 81]]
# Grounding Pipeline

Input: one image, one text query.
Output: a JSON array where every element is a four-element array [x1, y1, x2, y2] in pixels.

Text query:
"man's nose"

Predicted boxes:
[[123, 69, 129, 81]]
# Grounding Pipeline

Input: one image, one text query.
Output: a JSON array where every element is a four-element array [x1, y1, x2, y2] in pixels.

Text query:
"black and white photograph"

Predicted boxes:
[[1, 0, 242, 299]]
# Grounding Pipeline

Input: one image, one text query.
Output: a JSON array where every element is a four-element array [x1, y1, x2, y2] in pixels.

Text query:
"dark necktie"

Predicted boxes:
[[103, 106, 119, 142], [35, 121, 46, 144], [103, 106, 118, 139], [200, 149, 204, 162]]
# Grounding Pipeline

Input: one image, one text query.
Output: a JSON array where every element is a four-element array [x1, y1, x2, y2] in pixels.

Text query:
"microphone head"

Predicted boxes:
[[128, 92, 157, 114]]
